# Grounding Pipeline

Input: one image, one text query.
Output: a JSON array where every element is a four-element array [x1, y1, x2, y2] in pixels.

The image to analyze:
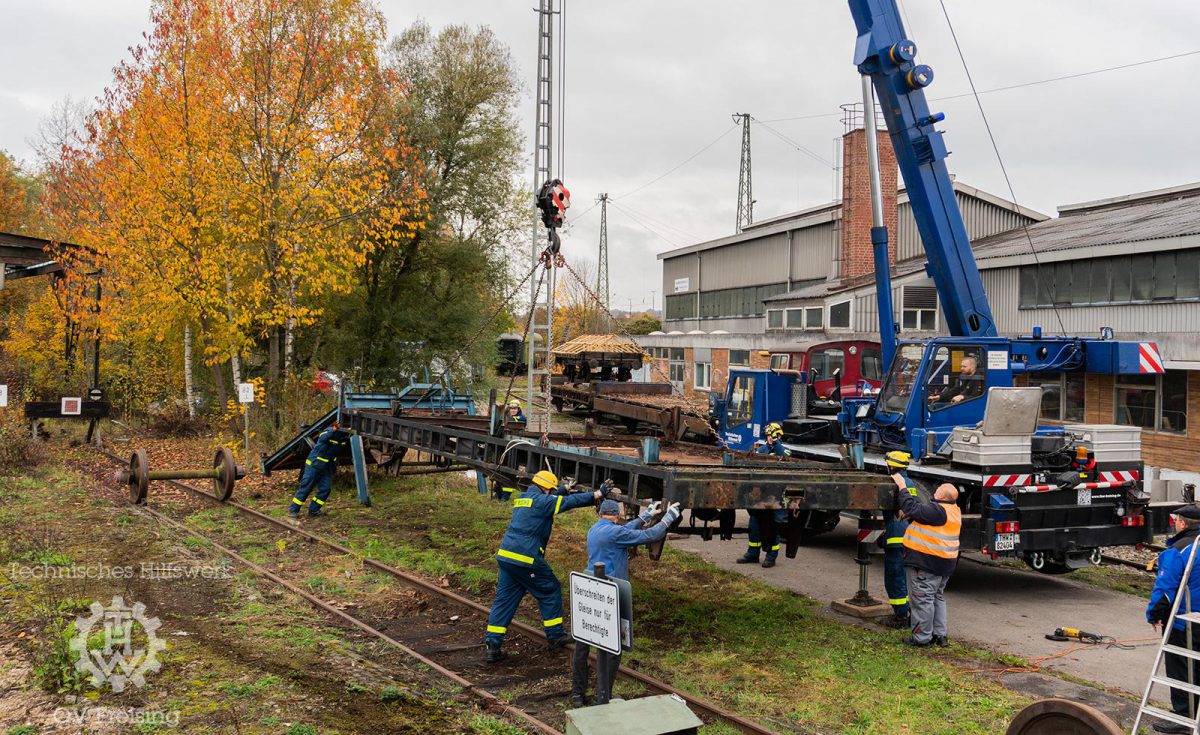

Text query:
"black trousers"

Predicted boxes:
[[571, 642, 621, 705], [1166, 625, 1200, 716]]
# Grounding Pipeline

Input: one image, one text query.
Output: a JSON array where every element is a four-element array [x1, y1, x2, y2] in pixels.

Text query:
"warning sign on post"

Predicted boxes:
[[237, 383, 255, 404], [570, 572, 621, 655]]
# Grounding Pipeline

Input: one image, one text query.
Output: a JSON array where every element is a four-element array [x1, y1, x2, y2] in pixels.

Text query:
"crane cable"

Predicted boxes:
[[936, 0, 1068, 337]]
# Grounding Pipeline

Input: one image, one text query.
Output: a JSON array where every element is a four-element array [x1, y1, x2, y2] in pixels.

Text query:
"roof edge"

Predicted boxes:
[[1058, 181, 1200, 216]]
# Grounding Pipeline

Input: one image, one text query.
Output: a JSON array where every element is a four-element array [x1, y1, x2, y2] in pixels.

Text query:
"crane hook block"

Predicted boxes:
[[536, 179, 571, 231], [905, 65, 934, 89]]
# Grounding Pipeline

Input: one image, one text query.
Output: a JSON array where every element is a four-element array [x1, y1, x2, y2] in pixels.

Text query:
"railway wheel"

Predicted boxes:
[[1006, 699, 1122, 735]]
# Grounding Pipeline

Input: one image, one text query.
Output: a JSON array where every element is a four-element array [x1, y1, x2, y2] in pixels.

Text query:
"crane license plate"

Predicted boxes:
[[993, 533, 1017, 552]]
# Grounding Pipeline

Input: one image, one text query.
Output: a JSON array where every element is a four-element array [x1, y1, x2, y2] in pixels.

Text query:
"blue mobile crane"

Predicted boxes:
[[714, 0, 1164, 572]]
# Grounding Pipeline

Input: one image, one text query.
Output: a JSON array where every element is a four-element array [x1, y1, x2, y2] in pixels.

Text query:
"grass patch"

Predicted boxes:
[[314, 472, 1029, 735], [1067, 565, 1155, 597]]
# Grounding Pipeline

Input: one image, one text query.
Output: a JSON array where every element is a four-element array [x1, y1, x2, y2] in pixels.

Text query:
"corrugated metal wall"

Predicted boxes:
[[984, 268, 1200, 360], [663, 254, 699, 294], [790, 221, 838, 281], [700, 233, 790, 290], [896, 193, 1036, 263]]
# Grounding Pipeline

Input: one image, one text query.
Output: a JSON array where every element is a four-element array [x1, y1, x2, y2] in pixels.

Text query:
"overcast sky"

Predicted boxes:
[[2, 1, 1197, 314]]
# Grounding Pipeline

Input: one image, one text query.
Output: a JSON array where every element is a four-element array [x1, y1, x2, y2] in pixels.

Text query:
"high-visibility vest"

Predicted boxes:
[[902, 503, 961, 560]]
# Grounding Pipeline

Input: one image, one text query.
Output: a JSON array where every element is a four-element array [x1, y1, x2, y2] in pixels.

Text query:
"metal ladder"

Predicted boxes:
[[525, 0, 556, 434], [1133, 541, 1200, 734]]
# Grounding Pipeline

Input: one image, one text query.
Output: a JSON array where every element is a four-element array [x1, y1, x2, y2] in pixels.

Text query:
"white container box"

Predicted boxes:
[[950, 427, 1031, 467], [1064, 424, 1142, 463]]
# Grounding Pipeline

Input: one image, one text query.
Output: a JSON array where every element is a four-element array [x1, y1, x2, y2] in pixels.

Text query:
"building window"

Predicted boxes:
[[694, 362, 711, 391], [1019, 249, 1200, 308], [729, 350, 750, 366], [785, 306, 823, 330], [666, 293, 697, 320], [1027, 372, 1085, 423], [767, 309, 783, 329], [698, 282, 789, 319], [828, 300, 851, 330], [1115, 371, 1187, 434], [728, 375, 755, 427], [901, 286, 938, 331], [669, 348, 685, 383]]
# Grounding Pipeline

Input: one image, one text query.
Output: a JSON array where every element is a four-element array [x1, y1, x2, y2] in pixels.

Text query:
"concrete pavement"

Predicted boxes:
[[670, 512, 1163, 698]]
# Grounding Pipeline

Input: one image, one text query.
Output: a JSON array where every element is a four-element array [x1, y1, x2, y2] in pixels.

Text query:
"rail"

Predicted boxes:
[[95, 449, 787, 735]]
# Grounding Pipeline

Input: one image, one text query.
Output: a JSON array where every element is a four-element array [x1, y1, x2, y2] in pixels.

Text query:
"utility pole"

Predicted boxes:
[[526, 0, 558, 433], [596, 193, 609, 316], [733, 112, 754, 233]]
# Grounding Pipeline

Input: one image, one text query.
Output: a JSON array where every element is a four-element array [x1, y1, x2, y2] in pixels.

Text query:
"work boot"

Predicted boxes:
[[485, 642, 506, 664], [1153, 722, 1191, 734], [933, 635, 949, 647], [883, 614, 911, 629], [735, 553, 759, 564], [904, 636, 933, 648], [761, 558, 776, 568], [547, 634, 572, 650], [309, 508, 326, 517], [569, 693, 590, 708]]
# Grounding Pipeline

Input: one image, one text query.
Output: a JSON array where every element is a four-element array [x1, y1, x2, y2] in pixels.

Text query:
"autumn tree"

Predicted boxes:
[[320, 21, 525, 384]]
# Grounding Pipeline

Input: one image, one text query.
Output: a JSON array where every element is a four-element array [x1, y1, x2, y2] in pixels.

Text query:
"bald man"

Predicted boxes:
[[893, 477, 961, 648]]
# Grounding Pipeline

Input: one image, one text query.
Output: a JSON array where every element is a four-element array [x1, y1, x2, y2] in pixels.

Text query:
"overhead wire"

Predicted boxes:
[[608, 200, 681, 248], [608, 199, 701, 243], [752, 119, 835, 168], [614, 123, 739, 200], [936, 0, 1068, 336], [759, 49, 1200, 123]]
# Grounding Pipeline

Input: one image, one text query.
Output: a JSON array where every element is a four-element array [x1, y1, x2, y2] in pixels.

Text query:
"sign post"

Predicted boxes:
[[570, 569, 633, 655], [237, 383, 254, 467]]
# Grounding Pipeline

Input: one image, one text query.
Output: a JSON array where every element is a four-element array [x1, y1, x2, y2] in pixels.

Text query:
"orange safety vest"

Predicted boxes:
[[902, 503, 962, 560]]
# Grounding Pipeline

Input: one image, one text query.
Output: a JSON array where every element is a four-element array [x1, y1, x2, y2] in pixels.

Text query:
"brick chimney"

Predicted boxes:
[[840, 127, 898, 281]]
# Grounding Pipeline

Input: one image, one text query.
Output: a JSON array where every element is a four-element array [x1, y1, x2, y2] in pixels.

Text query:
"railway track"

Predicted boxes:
[[94, 449, 784, 735], [1099, 542, 1164, 572]]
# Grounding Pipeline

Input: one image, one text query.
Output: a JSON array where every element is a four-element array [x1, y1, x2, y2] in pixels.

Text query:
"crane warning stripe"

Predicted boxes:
[[983, 474, 1032, 487], [1099, 470, 1139, 483], [857, 529, 883, 544], [1139, 343, 1165, 373]]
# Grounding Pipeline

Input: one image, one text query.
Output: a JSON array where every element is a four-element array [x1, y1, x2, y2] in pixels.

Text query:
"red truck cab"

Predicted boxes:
[[769, 340, 884, 399]]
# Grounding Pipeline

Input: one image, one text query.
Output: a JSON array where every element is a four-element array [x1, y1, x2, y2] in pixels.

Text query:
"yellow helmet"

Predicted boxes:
[[532, 470, 559, 490], [765, 423, 783, 438], [508, 399, 521, 408], [885, 451, 911, 469]]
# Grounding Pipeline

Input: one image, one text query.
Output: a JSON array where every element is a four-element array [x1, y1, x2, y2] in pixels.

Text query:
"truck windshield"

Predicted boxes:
[[878, 344, 926, 414]]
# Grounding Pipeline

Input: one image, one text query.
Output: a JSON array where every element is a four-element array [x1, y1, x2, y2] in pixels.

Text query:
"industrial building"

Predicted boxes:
[[639, 125, 1200, 472]]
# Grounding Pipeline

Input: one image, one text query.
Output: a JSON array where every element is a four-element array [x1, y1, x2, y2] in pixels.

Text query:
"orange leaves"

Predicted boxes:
[[40, 0, 427, 377]]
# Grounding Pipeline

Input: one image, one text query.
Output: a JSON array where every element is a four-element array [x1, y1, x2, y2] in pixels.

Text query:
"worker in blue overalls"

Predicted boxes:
[[288, 421, 349, 518], [882, 451, 914, 629], [485, 471, 611, 663], [737, 422, 790, 569]]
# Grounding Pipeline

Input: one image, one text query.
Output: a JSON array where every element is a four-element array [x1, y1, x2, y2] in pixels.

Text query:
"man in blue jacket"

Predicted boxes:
[[485, 471, 611, 664], [570, 498, 681, 707], [1146, 504, 1200, 733], [736, 423, 789, 568], [289, 421, 349, 518]]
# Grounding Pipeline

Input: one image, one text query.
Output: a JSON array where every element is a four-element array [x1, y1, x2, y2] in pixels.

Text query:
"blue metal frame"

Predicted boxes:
[[849, 0, 996, 338]]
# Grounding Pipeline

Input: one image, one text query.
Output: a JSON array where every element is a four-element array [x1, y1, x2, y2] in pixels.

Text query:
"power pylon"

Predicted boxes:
[[596, 193, 609, 315], [733, 112, 754, 233]]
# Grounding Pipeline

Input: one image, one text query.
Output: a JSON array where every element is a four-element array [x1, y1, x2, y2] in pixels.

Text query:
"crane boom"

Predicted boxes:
[[848, 0, 997, 338]]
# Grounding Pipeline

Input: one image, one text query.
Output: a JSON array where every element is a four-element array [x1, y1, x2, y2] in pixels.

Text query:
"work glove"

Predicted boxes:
[[638, 501, 661, 524], [598, 479, 615, 498], [661, 502, 682, 526]]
